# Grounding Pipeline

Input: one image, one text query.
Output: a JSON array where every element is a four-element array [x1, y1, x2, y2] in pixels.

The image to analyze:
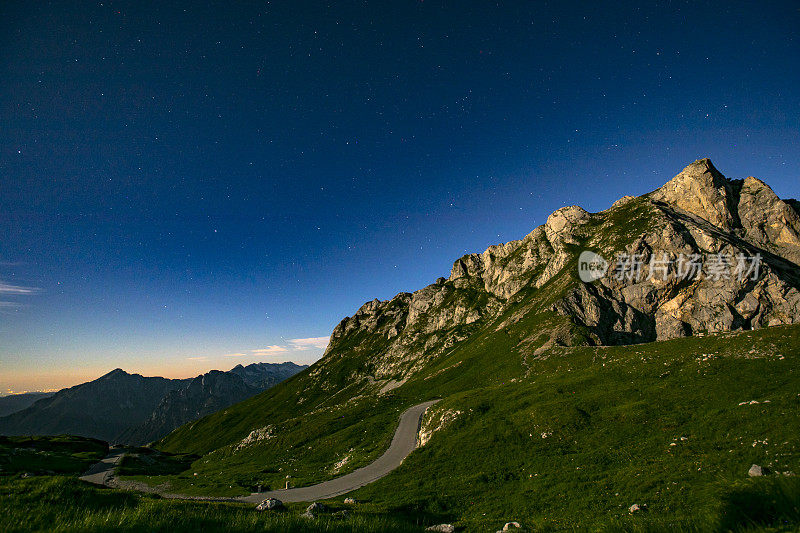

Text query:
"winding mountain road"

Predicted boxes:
[[80, 400, 439, 504], [239, 399, 439, 503]]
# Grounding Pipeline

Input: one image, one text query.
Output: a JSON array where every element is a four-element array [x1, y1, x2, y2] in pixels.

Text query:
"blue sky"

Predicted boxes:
[[1, 1, 798, 391]]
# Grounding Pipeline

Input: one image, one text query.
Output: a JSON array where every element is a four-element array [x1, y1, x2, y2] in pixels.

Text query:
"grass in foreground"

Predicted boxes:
[[0, 476, 426, 532]]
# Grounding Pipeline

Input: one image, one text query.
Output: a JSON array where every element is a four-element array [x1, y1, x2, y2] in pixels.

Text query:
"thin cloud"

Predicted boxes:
[[222, 352, 247, 357], [251, 345, 289, 355], [288, 336, 330, 350], [0, 282, 39, 295], [186, 356, 208, 361]]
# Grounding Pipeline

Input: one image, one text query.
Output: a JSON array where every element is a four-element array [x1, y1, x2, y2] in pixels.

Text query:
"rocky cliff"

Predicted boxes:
[[319, 159, 800, 385]]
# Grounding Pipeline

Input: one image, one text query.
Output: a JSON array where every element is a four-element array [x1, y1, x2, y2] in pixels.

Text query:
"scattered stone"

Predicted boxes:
[[629, 503, 647, 513], [255, 498, 283, 511], [343, 497, 356, 504], [426, 525, 455, 533], [503, 522, 522, 530], [20, 472, 32, 479], [749, 464, 770, 477], [307, 502, 325, 513]]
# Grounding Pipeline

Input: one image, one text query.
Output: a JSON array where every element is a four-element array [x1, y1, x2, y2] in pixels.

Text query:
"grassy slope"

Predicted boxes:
[[356, 325, 800, 531], [147, 324, 800, 531]]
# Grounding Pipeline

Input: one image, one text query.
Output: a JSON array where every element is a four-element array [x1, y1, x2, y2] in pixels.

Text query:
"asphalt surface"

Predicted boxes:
[[239, 399, 439, 503], [79, 449, 125, 485]]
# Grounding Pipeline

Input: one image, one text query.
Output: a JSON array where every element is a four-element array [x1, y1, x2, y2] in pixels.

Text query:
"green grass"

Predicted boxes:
[[349, 326, 800, 531], [117, 448, 198, 477], [0, 476, 426, 532], [0, 435, 108, 475]]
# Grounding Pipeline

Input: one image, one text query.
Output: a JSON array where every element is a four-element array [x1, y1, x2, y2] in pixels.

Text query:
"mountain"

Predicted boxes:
[[0, 392, 55, 417], [152, 160, 800, 529], [117, 362, 307, 445], [0, 363, 307, 444], [229, 362, 307, 389], [0, 370, 188, 442], [321, 159, 800, 372]]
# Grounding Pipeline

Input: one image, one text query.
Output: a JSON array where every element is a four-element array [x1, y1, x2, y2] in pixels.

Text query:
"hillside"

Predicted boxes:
[[148, 159, 800, 530]]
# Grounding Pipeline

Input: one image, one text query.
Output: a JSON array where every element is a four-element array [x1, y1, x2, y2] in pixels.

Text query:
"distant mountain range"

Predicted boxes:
[[0, 392, 56, 417], [0, 362, 307, 445], [117, 362, 305, 445]]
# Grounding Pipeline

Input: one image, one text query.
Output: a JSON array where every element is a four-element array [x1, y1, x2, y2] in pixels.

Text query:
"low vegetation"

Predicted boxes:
[[0, 476, 424, 532], [0, 435, 107, 476], [129, 325, 800, 531]]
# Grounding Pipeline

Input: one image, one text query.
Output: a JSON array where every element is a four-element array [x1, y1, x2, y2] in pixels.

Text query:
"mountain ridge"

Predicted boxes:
[[0, 362, 307, 444]]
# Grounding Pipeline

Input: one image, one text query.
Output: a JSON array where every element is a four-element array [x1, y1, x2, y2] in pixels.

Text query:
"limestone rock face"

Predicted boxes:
[[738, 176, 800, 264], [650, 158, 736, 230], [320, 158, 800, 385], [553, 159, 800, 343]]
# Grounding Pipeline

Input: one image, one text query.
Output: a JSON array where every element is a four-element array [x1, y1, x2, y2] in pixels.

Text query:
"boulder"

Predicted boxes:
[[255, 498, 282, 511], [629, 503, 647, 513], [503, 522, 522, 530], [302, 501, 325, 518], [306, 502, 325, 513], [426, 525, 455, 533], [343, 497, 356, 504], [749, 464, 770, 477]]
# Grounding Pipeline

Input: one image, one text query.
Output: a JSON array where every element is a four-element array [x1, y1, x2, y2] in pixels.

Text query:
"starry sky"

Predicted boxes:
[[1, 1, 799, 392]]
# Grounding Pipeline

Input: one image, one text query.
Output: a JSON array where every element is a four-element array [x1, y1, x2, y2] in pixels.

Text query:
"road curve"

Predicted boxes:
[[239, 399, 439, 503]]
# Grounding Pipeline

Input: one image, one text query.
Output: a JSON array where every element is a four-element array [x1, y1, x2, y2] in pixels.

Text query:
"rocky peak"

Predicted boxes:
[[320, 159, 800, 385], [101, 368, 130, 380], [649, 158, 736, 230]]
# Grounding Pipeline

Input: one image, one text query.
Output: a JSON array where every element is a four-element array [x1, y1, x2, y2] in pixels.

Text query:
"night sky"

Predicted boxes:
[[2, 1, 799, 392]]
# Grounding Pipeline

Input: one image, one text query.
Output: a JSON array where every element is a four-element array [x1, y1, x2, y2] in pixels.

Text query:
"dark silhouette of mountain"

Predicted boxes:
[[0, 392, 55, 417], [229, 361, 307, 389], [0, 363, 307, 444], [0, 370, 189, 441], [117, 363, 306, 445]]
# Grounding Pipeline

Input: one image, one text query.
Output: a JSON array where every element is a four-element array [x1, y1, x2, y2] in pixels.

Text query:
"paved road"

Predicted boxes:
[[79, 449, 125, 485], [239, 399, 439, 503]]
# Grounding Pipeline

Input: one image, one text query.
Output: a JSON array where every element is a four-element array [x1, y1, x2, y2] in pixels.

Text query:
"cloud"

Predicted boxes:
[[186, 356, 208, 361], [222, 352, 247, 357], [251, 345, 289, 355], [288, 336, 330, 350], [0, 282, 39, 295]]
